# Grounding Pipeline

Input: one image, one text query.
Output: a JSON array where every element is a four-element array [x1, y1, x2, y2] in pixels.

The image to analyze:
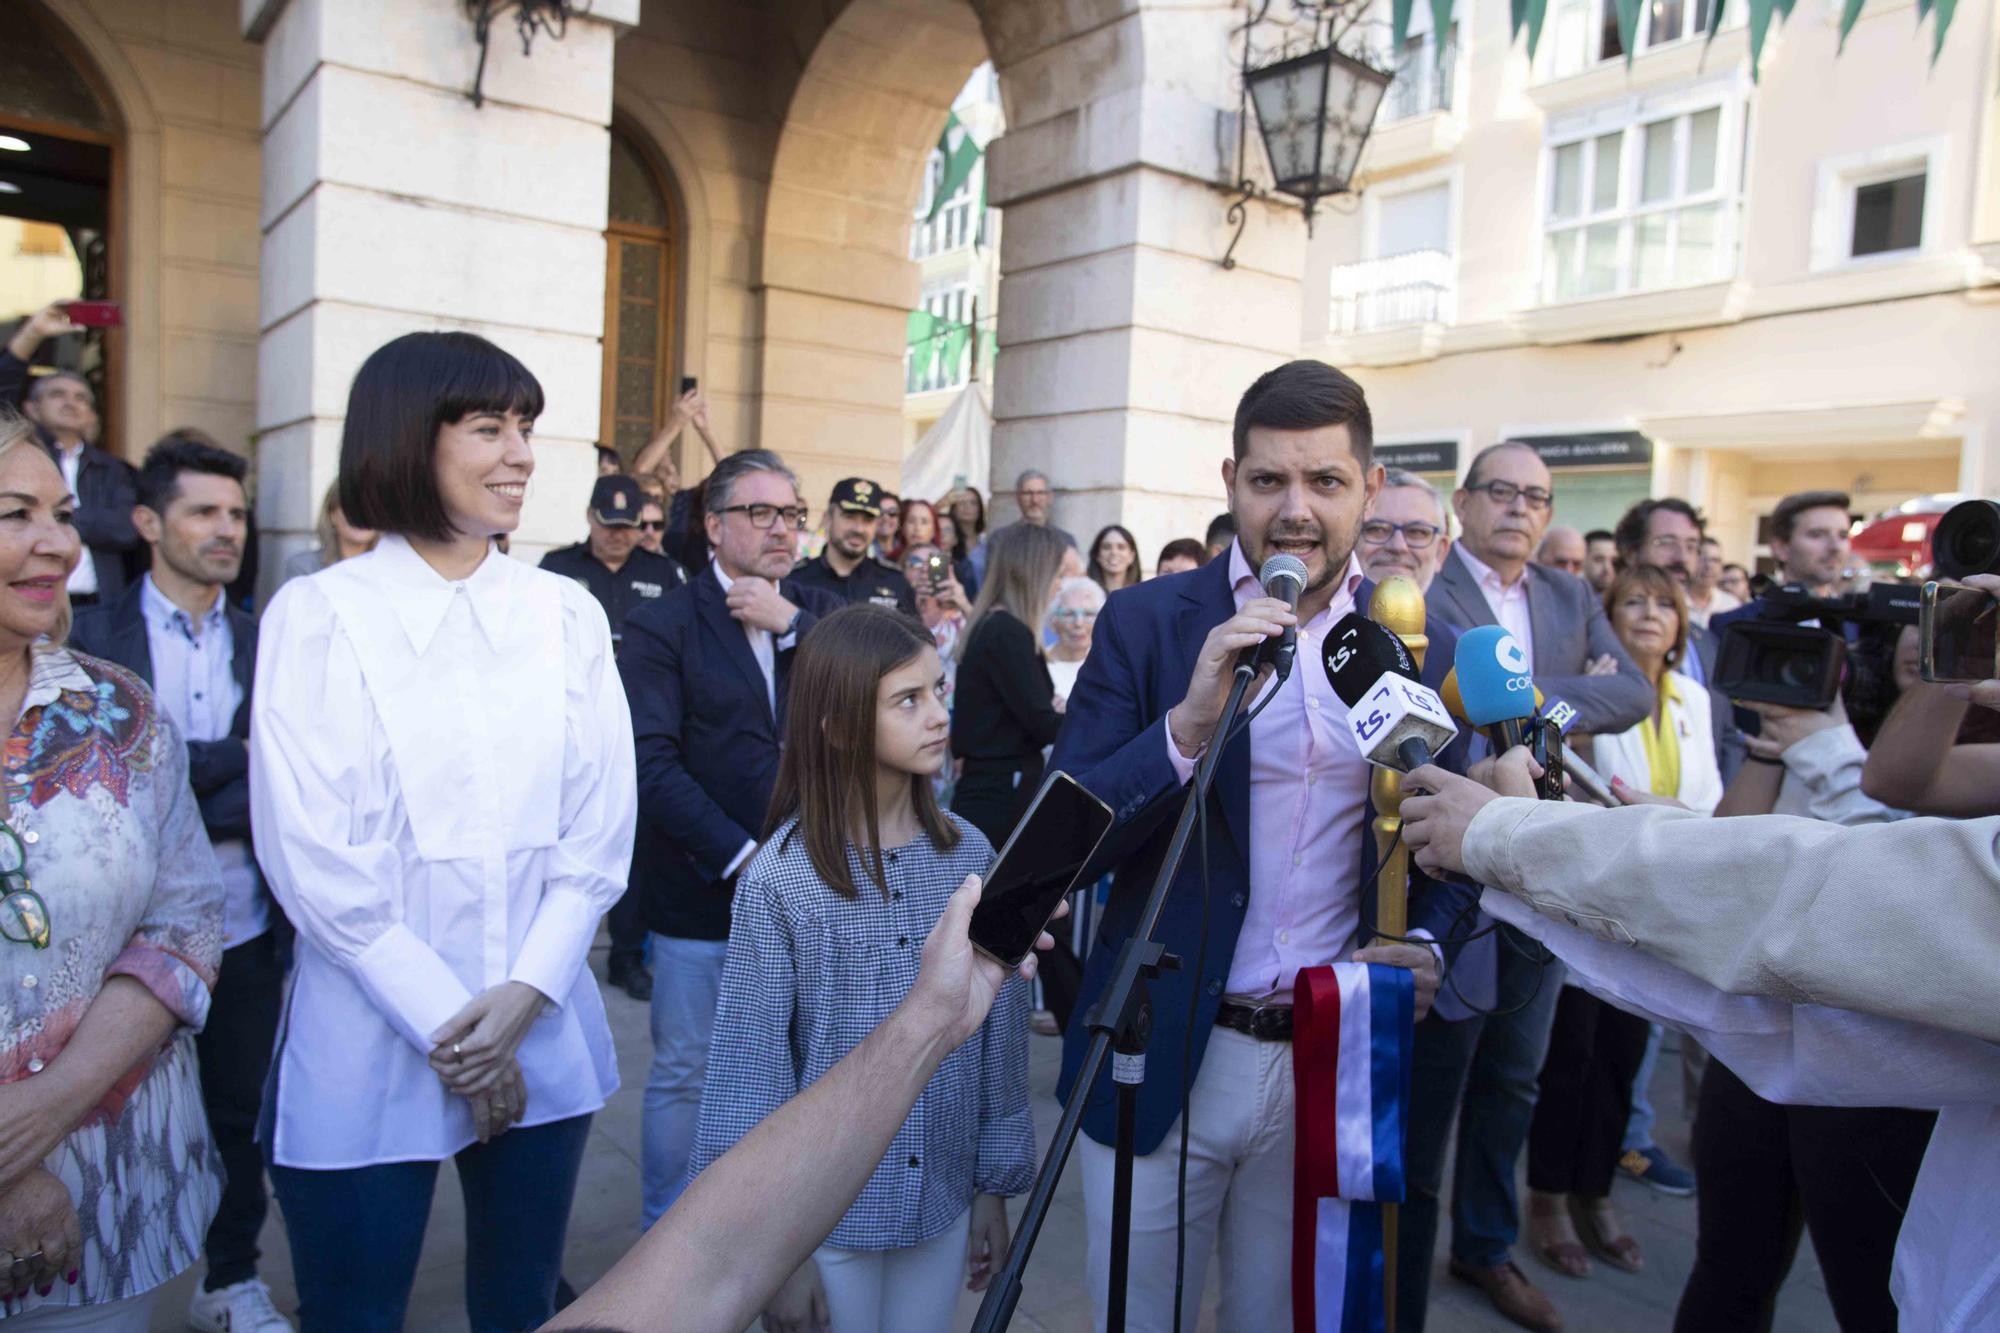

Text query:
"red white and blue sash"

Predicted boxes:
[[1292, 962, 1415, 1333]]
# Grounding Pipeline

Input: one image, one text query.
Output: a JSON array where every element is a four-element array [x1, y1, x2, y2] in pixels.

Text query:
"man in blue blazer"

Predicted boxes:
[[1049, 361, 1476, 1332], [70, 435, 291, 1332], [620, 448, 839, 1229]]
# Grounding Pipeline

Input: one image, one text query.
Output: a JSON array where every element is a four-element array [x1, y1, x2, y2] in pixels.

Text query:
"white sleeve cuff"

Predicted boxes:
[[1162, 715, 1198, 787], [509, 887, 600, 1010], [353, 923, 476, 1053], [723, 839, 758, 879]]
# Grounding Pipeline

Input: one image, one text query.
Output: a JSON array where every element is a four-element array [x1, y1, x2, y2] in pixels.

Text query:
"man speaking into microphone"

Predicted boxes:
[[1049, 359, 1475, 1331]]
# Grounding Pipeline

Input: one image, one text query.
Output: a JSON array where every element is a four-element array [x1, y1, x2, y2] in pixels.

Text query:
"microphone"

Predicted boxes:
[[1245, 553, 1308, 683], [1451, 625, 1538, 754], [1532, 695, 1617, 806], [1324, 613, 1456, 773]]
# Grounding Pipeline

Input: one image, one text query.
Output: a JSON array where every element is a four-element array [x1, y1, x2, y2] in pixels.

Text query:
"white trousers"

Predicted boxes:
[[5, 1292, 156, 1332], [1078, 1026, 1295, 1333], [813, 1207, 970, 1333]]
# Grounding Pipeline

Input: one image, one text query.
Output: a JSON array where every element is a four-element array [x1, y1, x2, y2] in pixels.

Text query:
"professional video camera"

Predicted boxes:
[[1920, 498, 2000, 684], [1714, 581, 1919, 709]]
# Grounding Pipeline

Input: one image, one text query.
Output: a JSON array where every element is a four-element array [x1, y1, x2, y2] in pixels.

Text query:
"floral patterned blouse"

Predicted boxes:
[[0, 647, 223, 1318]]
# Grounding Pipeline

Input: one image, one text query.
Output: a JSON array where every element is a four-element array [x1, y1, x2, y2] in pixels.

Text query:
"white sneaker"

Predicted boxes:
[[188, 1277, 294, 1332]]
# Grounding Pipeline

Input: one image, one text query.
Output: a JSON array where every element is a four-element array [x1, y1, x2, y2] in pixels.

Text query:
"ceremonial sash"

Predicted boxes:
[[1292, 962, 1415, 1333]]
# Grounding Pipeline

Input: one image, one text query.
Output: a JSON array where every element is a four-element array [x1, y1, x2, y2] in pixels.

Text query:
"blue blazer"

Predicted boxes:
[[1048, 557, 1477, 1154], [70, 579, 256, 841], [622, 566, 840, 941]]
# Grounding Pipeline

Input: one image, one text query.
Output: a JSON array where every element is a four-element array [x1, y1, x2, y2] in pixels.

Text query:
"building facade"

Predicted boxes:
[[1, 0, 1995, 584], [1308, 0, 2000, 565]]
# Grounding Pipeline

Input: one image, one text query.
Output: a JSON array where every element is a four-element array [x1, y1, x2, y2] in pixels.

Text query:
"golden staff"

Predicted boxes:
[[1367, 573, 1427, 1333]]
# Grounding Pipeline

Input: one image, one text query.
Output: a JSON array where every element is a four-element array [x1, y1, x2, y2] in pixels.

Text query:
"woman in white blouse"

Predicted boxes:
[[250, 333, 635, 1332], [1525, 563, 1720, 1285]]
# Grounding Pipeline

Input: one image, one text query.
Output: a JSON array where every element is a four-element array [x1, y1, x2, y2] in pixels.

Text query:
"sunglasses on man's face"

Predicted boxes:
[[637, 521, 666, 532]]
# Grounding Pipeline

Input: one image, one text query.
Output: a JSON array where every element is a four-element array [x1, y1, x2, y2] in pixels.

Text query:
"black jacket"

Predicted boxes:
[[621, 567, 840, 940], [950, 609, 1062, 763], [0, 350, 140, 598], [70, 579, 257, 842]]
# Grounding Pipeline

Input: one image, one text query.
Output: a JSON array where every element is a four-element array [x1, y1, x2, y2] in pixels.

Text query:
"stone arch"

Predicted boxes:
[[755, 0, 991, 505], [21, 0, 166, 452]]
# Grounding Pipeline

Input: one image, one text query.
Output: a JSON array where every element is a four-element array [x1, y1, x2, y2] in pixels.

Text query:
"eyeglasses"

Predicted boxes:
[[1645, 534, 1704, 559], [1359, 519, 1442, 549], [716, 503, 809, 531], [1053, 608, 1098, 622], [1468, 480, 1554, 512], [0, 823, 47, 951], [637, 521, 666, 533]]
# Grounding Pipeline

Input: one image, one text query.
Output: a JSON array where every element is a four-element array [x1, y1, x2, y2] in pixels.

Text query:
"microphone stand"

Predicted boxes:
[[972, 657, 1264, 1333]]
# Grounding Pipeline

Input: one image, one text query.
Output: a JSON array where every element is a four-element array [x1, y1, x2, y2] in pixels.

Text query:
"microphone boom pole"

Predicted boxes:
[[1367, 574, 1428, 1333]]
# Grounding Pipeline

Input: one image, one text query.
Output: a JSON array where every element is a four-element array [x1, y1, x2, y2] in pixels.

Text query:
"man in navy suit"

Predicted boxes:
[[621, 448, 839, 1229], [1049, 360, 1475, 1331], [70, 434, 292, 1333]]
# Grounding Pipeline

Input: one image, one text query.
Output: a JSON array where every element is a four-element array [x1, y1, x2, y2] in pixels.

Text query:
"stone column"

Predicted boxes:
[[242, 0, 637, 590], [984, 1, 1311, 554]]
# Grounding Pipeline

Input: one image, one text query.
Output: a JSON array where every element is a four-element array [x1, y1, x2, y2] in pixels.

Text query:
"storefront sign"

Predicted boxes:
[[1376, 440, 1459, 473], [1514, 431, 1654, 468]]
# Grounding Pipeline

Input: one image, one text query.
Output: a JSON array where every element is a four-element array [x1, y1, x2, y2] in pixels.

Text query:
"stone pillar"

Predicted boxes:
[[984, 1, 1310, 555], [243, 0, 637, 590]]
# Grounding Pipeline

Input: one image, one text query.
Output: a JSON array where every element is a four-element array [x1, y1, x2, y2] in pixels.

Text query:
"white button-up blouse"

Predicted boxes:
[[250, 536, 636, 1168]]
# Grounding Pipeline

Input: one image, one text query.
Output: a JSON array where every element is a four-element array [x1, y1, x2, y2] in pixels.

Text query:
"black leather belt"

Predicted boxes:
[[1214, 999, 1293, 1042]]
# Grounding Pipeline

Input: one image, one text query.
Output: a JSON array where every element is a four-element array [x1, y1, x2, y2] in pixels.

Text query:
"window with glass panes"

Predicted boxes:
[[1543, 103, 1735, 302], [1543, 0, 1718, 78]]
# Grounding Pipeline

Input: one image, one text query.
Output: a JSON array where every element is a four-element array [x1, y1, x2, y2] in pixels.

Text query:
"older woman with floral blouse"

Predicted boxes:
[[0, 413, 223, 1331]]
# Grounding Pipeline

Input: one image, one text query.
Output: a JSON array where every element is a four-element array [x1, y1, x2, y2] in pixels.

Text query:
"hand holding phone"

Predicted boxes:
[[60, 300, 121, 329], [1921, 579, 2000, 683]]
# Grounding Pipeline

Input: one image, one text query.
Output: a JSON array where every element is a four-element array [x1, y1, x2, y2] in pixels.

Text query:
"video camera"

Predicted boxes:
[[1714, 582, 1919, 710], [1921, 498, 2000, 685]]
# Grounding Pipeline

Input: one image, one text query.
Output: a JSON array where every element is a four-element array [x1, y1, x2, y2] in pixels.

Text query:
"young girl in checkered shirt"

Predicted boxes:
[[688, 604, 1035, 1332]]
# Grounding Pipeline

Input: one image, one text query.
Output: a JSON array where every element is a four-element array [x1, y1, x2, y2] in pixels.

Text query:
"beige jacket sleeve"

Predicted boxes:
[[1461, 799, 2000, 1045]]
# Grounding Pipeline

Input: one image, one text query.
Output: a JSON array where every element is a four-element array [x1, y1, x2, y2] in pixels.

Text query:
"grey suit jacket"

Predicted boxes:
[[1429, 546, 1653, 735]]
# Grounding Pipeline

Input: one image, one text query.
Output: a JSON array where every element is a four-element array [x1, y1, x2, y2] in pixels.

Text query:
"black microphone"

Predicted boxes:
[[1245, 553, 1308, 682], [1532, 695, 1617, 806], [1324, 613, 1455, 773]]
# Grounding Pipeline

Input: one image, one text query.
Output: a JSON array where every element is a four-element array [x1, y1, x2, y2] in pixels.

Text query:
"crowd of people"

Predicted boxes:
[[0, 295, 1980, 1333]]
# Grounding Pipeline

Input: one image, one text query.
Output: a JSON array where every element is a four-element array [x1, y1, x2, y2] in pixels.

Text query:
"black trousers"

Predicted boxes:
[[606, 884, 646, 968], [1526, 986, 1652, 1199], [1675, 1060, 1933, 1333], [194, 931, 286, 1290]]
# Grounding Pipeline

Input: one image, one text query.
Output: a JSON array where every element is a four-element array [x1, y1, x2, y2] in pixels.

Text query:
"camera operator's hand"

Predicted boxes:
[[1938, 574, 2000, 710], [1738, 693, 1848, 761]]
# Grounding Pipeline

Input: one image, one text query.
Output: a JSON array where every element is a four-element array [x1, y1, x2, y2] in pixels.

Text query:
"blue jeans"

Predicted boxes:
[[1623, 1022, 1666, 1153], [269, 1113, 592, 1333], [641, 932, 728, 1226], [1399, 925, 1566, 1330]]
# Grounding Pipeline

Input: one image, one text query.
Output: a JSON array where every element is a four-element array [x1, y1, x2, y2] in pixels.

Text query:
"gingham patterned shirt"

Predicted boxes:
[[688, 814, 1035, 1250]]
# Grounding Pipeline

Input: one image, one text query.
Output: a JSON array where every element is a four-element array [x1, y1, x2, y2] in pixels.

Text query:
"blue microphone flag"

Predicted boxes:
[[1452, 624, 1537, 726]]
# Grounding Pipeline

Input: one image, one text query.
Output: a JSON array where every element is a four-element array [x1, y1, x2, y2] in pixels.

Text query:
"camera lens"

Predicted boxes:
[[1933, 499, 2000, 580]]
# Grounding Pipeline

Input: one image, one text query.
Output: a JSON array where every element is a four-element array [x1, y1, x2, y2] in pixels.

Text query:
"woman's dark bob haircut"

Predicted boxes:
[[338, 331, 545, 543]]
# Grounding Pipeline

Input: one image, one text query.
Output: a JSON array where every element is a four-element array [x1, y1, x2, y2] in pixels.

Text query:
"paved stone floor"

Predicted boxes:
[[150, 943, 1838, 1331]]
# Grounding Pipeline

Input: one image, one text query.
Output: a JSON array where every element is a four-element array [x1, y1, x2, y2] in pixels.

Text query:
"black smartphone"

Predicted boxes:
[[924, 550, 948, 593], [969, 772, 1115, 968], [1921, 580, 2000, 683], [680, 376, 697, 395]]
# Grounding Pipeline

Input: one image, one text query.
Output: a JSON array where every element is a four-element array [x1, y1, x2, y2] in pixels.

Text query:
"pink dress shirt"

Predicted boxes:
[[1450, 544, 1536, 664], [1165, 542, 1373, 999]]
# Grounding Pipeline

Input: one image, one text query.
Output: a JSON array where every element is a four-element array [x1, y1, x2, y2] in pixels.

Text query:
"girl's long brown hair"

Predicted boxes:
[[762, 604, 961, 899]]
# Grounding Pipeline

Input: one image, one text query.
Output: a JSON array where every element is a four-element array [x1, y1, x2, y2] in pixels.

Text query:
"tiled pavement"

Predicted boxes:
[[150, 942, 1838, 1331]]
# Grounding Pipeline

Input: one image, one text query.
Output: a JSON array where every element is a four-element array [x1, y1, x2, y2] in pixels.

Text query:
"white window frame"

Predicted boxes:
[[1361, 163, 1462, 261], [1538, 81, 1749, 304], [1538, 0, 1741, 80], [1809, 136, 1946, 272]]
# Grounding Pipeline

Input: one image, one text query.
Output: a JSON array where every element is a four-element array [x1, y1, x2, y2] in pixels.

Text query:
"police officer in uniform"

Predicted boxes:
[[790, 477, 918, 614], [542, 475, 689, 655], [540, 473, 687, 1001]]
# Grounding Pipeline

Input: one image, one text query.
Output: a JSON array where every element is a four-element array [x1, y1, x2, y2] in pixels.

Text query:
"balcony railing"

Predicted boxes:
[[1382, 30, 1457, 123], [1329, 248, 1454, 335]]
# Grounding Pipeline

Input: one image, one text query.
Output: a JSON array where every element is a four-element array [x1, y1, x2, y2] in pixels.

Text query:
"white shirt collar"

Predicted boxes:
[[1226, 540, 1363, 623], [368, 534, 515, 656], [141, 574, 225, 640], [1454, 542, 1527, 595], [711, 559, 734, 594]]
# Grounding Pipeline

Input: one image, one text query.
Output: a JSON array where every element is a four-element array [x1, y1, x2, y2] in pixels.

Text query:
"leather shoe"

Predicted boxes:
[[1449, 1257, 1563, 1332], [607, 956, 653, 1003]]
